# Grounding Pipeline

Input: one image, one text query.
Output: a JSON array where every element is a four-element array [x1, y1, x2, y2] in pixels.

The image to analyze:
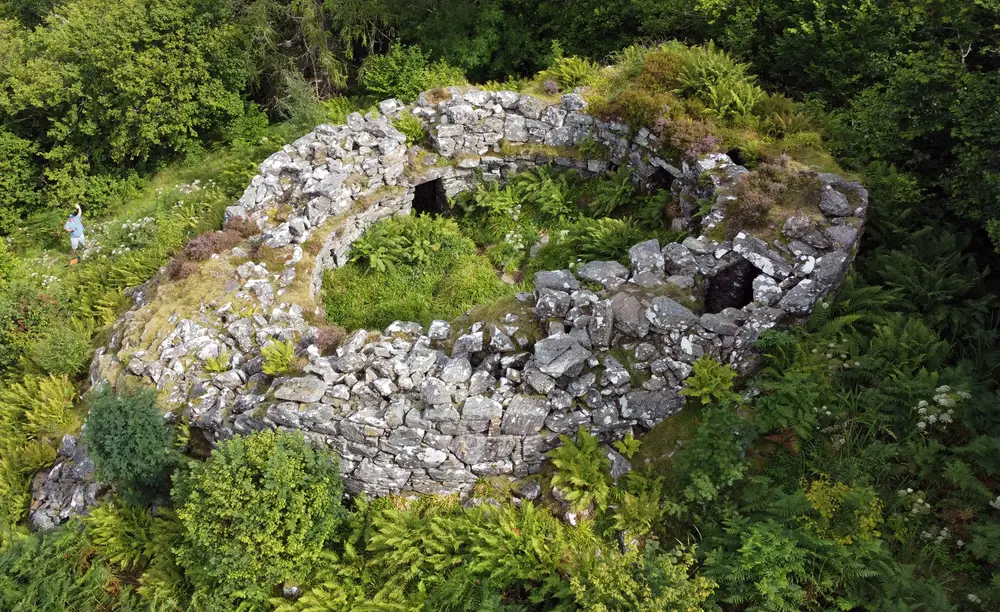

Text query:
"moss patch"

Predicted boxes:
[[634, 406, 701, 484]]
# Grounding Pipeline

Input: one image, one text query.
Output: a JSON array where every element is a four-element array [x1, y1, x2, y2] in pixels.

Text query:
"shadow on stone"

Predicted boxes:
[[413, 177, 447, 215], [705, 258, 761, 313]]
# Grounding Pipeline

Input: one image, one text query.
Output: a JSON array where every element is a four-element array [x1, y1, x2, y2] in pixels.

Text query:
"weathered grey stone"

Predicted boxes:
[[589, 299, 614, 347], [534, 334, 592, 378], [610, 293, 649, 338], [629, 239, 664, 277], [468, 370, 495, 396], [523, 366, 556, 394], [489, 326, 516, 352], [782, 215, 814, 239], [812, 251, 849, 285], [577, 260, 628, 290], [733, 233, 792, 279], [421, 377, 451, 405], [535, 269, 580, 293], [629, 270, 665, 289], [663, 243, 698, 276], [819, 188, 852, 216], [600, 356, 631, 387], [625, 390, 685, 428], [428, 319, 451, 340], [752, 274, 782, 305], [517, 95, 546, 120], [561, 93, 587, 111], [535, 288, 572, 318], [666, 275, 695, 290], [646, 296, 697, 329], [501, 395, 549, 435], [441, 357, 473, 384], [385, 320, 424, 336], [825, 224, 859, 248], [452, 332, 484, 358], [604, 445, 632, 481], [778, 279, 823, 316], [462, 396, 502, 422], [274, 376, 328, 403], [700, 312, 739, 335]]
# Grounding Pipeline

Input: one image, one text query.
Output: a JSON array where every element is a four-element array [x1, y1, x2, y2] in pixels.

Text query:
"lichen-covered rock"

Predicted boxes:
[[275, 376, 328, 403], [577, 260, 629, 290]]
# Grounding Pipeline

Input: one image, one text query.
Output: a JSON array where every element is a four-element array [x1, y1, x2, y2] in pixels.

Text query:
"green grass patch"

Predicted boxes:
[[323, 215, 516, 330], [633, 406, 702, 485]]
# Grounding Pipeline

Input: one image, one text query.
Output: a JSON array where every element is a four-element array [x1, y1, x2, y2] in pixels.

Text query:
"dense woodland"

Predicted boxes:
[[1, 0, 999, 610]]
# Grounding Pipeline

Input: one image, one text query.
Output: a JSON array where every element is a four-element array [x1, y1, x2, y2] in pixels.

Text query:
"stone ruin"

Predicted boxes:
[[29, 86, 867, 527]]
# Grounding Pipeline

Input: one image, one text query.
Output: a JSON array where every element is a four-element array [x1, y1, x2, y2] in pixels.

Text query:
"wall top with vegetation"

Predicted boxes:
[[32, 86, 866, 525]]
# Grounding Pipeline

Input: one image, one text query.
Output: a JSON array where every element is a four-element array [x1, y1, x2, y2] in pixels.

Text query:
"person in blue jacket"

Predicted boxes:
[[64, 204, 85, 253]]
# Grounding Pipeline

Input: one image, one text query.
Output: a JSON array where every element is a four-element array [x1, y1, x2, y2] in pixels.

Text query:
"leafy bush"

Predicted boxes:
[[226, 103, 270, 146], [83, 387, 172, 500], [0, 0, 252, 215], [679, 355, 742, 406], [588, 166, 636, 217], [549, 426, 612, 514], [392, 111, 427, 146], [22, 318, 93, 377], [0, 374, 77, 533], [538, 55, 600, 91], [0, 523, 142, 611], [204, 350, 230, 374], [350, 213, 465, 273], [533, 217, 682, 271], [358, 45, 466, 101], [171, 430, 344, 606], [262, 340, 295, 375], [0, 127, 41, 232], [0, 281, 64, 375]]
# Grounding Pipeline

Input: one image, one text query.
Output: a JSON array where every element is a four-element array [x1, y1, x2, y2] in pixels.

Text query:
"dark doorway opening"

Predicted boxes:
[[413, 178, 447, 215], [705, 259, 761, 313], [647, 168, 675, 192], [726, 148, 746, 166]]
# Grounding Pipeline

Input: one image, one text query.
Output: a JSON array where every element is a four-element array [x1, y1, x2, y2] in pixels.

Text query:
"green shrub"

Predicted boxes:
[[350, 213, 468, 273], [262, 340, 295, 376], [679, 355, 742, 406], [1, 0, 250, 216], [204, 349, 230, 374], [358, 45, 466, 101], [0, 374, 77, 533], [534, 217, 682, 270], [0, 127, 41, 233], [549, 426, 612, 514], [588, 166, 636, 217], [538, 55, 600, 91], [83, 387, 172, 501], [226, 103, 270, 146], [0, 523, 142, 611], [172, 430, 344, 606], [0, 242, 19, 291], [392, 111, 427, 146], [0, 280, 64, 375], [22, 318, 93, 377]]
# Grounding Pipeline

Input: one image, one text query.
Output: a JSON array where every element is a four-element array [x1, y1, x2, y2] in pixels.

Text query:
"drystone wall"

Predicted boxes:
[[30, 87, 867, 527]]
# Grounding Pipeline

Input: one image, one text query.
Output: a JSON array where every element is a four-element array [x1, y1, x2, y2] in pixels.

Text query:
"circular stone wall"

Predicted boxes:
[[50, 87, 868, 515]]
